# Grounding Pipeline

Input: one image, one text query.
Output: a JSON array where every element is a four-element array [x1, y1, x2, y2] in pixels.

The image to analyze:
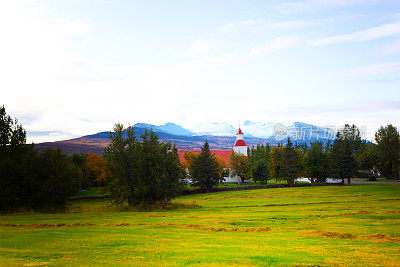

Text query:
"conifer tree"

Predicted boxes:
[[248, 144, 271, 183], [1, 105, 81, 212], [281, 138, 303, 185], [304, 143, 329, 183], [331, 126, 359, 184], [191, 141, 222, 190], [375, 124, 400, 179], [104, 124, 182, 205]]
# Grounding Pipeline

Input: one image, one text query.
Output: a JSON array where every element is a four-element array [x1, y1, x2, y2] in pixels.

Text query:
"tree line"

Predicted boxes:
[[1, 105, 399, 212], [0, 106, 109, 212], [228, 124, 400, 186]]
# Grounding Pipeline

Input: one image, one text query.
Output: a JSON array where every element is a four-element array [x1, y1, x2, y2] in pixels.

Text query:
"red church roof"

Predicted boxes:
[[236, 128, 244, 135], [178, 150, 232, 166], [234, 139, 247, 147]]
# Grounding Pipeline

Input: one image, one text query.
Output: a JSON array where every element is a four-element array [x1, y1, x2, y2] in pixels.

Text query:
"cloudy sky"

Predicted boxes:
[[1, 0, 400, 142]]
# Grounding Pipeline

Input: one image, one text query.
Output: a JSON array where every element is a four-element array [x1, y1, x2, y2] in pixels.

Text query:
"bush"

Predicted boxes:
[[28, 148, 82, 211]]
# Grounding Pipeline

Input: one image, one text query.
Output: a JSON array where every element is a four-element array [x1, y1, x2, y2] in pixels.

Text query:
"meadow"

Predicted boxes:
[[0, 184, 399, 266]]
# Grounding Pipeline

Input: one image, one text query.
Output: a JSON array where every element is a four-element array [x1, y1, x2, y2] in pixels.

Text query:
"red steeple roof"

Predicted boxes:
[[234, 139, 247, 146], [236, 128, 244, 135]]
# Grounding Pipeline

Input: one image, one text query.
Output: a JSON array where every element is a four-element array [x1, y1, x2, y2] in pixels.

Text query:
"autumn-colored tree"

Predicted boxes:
[[229, 151, 250, 183], [182, 151, 198, 178], [215, 154, 229, 179], [85, 154, 109, 186]]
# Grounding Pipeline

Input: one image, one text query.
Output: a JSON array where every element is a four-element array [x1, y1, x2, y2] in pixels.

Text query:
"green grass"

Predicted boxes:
[[1, 184, 399, 266], [354, 177, 399, 182], [184, 179, 308, 190], [73, 187, 108, 197]]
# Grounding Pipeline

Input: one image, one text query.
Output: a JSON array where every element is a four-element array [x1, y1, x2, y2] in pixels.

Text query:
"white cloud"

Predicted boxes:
[[344, 62, 400, 75], [247, 36, 300, 57], [392, 12, 400, 20], [310, 20, 400, 46], [277, 0, 371, 14], [382, 38, 400, 55], [218, 19, 313, 33], [184, 39, 218, 57]]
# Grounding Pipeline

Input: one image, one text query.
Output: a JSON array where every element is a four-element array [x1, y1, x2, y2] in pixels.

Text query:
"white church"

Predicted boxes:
[[224, 127, 249, 183]]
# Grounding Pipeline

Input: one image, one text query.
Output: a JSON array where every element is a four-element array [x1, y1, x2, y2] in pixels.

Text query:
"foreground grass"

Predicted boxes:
[[0, 185, 399, 266]]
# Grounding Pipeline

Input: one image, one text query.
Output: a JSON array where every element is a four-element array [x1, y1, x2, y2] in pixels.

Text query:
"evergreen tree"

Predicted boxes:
[[354, 141, 377, 179], [269, 146, 285, 181], [248, 144, 271, 183], [28, 148, 82, 210], [281, 138, 303, 185], [330, 124, 363, 184], [104, 124, 182, 205], [191, 141, 222, 190], [304, 143, 329, 183], [375, 124, 400, 179], [252, 160, 269, 184], [0, 105, 82, 212], [338, 140, 357, 184]]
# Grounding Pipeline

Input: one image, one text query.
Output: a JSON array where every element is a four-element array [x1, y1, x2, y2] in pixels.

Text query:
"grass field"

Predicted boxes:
[[1, 184, 399, 266]]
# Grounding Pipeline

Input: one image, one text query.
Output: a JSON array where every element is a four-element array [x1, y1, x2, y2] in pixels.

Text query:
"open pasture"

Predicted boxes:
[[1, 184, 399, 266]]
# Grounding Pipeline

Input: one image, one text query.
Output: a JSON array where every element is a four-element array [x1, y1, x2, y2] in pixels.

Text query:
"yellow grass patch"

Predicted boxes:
[[306, 210, 376, 217], [302, 230, 400, 243], [23, 262, 49, 266], [136, 222, 271, 232], [0, 222, 133, 228], [362, 233, 400, 243], [103, 223, 131, 226]]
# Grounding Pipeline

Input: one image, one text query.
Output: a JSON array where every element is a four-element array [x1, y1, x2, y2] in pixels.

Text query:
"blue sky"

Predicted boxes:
[[1, 0, 399, 142]]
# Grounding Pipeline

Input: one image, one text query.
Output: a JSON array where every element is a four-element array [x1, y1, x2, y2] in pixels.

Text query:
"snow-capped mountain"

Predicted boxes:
[[133, 121, 336, 142], [242, 120, 276, 138], [187, 122, 238, 137], [135, 122, 194, 136], [285, 122, 336, 143]]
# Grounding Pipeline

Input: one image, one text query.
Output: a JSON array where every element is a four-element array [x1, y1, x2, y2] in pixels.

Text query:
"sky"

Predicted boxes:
[[1, 0, 400, 143]]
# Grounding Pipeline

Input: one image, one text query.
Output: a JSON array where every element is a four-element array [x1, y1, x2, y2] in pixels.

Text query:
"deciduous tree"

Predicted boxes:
[[229, 151, 250, 183], [85, 154, 109, 186]]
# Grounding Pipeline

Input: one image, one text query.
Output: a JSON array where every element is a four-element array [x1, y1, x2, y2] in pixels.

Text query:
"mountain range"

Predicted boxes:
[[35, 121, 337, 155]]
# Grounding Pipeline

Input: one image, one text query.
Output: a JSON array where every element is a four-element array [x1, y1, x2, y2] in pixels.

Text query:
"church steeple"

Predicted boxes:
[[233, 126, 248, 156]]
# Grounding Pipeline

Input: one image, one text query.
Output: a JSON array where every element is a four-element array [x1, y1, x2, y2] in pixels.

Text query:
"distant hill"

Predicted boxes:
[[35, 121, 337, 155]]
